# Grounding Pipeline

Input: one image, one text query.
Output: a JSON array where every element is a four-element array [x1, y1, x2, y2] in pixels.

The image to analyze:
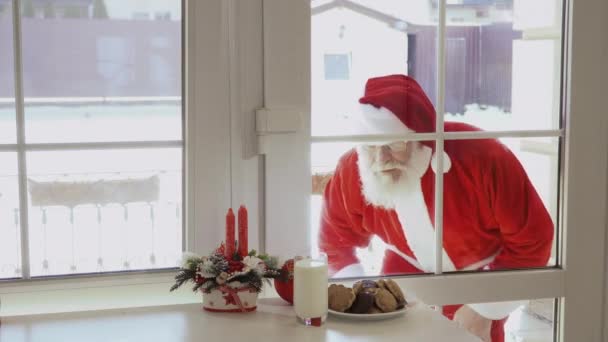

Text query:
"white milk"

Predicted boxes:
[[294, 258, 328, 320]]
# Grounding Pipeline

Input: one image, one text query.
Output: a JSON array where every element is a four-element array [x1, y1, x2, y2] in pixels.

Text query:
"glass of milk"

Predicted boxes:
[[294, 253, 328, 326]]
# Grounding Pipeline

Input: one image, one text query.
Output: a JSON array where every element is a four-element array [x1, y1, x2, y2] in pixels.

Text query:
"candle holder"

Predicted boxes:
[[170, 246, 283, 312], [170, 206, 285, 313]]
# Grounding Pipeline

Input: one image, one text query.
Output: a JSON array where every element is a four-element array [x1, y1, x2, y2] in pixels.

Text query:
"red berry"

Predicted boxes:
[[228, 260, 244, 273]]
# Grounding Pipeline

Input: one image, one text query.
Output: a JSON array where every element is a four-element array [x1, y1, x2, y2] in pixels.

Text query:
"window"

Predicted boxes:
[[1, 1, 606, 339], [1, 0, 183, 279], [324, 53, 351, 80], [263, 0, 608, 341], [308, 0, 561, 273]]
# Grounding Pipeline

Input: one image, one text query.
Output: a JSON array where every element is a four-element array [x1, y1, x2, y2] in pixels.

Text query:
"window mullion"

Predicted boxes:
[[434, 0, 447, 276], [24, 141, 183, 151], [11, 0, 30, 280], [0, 144, 19, 152], [310, 129, 565, 146]]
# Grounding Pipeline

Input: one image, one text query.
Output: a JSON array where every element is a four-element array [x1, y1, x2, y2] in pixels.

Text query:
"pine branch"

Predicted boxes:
[[170, 269, 197, 292]]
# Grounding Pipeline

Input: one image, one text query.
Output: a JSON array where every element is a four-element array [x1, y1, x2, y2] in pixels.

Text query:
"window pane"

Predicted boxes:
[[441, 298, 555, 342], [21, 0, 182, 143], [312, 141, 439, 277], [442, 0, 563, 131], [26, 148, 182, 276], [312, 0, 437, 137], [443, 137, 558, 273], [0, 153, 21, 279], [0, 0, 17, 143], [314, 137, 558, 278], [514, 0, 561, 30]]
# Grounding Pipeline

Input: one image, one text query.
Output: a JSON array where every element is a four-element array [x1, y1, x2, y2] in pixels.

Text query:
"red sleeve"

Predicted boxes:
[[318, 150, 372, 274], [485, 144, 554, 270]]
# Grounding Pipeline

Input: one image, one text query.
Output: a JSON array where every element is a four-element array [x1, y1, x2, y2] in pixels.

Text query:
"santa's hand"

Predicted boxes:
[[453, 305, 492, 342]]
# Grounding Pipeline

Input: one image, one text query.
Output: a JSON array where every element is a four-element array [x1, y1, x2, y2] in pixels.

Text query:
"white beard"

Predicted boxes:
[[356, 142, 433, 209]]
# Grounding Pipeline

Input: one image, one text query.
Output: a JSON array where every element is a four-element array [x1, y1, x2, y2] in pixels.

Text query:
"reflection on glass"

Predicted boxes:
[[27, 148, 182, 276], [0, 153, 21, 279], [311, 0, 437, 136], [21, 0, 182, 143], [444, 298, 555, 342], [442, 0, 563, 131], [0, 1, 17, 143]]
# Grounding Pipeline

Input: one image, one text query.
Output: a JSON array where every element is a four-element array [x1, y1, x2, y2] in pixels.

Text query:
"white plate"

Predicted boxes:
[[328, 307, 407, 321]]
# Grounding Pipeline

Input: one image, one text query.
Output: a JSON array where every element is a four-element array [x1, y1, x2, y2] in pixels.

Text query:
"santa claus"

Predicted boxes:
[[318, 74, 554, 342]]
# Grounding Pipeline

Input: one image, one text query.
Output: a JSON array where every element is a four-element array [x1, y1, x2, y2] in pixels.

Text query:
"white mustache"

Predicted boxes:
[[371, 163, 407, 172]]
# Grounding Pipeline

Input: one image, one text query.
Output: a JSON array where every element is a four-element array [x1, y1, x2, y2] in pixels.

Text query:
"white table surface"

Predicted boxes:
[[0, 298, 479, 342]]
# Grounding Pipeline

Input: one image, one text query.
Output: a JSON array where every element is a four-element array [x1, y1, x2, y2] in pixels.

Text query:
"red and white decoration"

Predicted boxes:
[[202, 282, 259, 313], [172, 205, 282, 313], [203, 206, 255, 312]]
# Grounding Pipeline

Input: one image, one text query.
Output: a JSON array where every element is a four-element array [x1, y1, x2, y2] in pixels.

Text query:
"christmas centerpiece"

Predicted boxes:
[[170, 206, 284, 312]]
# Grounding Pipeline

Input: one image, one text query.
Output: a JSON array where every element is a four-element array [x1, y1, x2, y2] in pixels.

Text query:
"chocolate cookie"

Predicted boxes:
[[353, 279, 378, 295], [384, 279, 406, 305], [352, 282, 363, 295], [349, 291, 375, 314], [328, 284, 356, 312], [374, 288, 398, 313], [361, 287, 378, 298]]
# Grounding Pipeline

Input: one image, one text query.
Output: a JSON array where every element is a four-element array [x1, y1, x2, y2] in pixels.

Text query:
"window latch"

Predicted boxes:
[[255, 108, 302, 135]]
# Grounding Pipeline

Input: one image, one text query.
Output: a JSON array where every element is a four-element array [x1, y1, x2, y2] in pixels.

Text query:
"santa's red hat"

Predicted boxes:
[[357, 74, 450, 173]]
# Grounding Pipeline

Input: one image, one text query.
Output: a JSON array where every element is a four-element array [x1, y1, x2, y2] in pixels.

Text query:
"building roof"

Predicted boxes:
[[0, 0, 94, 5], [431, 0, 513, 7], [312, 0, 411, 32]]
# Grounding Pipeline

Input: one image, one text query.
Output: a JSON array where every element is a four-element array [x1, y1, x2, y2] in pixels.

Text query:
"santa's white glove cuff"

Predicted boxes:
[[468, 300, 528, 320], [333, 263, 365, 278]]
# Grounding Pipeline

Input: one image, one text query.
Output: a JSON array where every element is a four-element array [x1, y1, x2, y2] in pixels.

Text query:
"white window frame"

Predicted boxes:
[[1, 0, 187, 284], [0, 0, 265, 294], [260, 0, 608, 341], [1, 2, 606, 340]]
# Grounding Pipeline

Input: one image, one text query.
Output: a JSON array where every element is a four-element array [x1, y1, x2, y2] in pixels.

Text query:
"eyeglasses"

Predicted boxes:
[[360, 141, 408, 153]]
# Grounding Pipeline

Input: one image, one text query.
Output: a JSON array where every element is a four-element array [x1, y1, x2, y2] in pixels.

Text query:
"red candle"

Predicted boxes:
[[225, 208, 235, 258], [238, 205, 248, 256]]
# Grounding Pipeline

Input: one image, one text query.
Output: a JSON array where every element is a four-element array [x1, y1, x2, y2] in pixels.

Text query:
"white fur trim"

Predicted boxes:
[[393, 183, 457, 272], [430, 151, 452, 174], [460, 251, 500, 271], [386, 244, 499, 272], [333, 263, 365, 278], [385, 244, 425, 270], [468, 301, 528, 320], [356, 104, 412, 135]]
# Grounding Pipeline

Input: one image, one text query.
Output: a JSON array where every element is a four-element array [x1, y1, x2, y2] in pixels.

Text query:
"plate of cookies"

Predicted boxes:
[[327, 279, 408, 321]]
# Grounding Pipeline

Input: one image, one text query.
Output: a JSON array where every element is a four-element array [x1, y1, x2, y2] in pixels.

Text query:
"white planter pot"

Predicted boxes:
[[202, 287, 258, 313]]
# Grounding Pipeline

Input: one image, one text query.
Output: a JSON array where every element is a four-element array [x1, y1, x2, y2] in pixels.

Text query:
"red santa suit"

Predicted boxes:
[[319, 75, 554, 342]]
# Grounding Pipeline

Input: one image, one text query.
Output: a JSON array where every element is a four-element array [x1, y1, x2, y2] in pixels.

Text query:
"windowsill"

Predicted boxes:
[[0, 269, 210, 317]]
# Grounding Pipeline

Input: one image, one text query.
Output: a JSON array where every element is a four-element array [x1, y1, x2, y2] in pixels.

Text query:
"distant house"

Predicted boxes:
[[312, 0, 519, 119], [0, 5, 181, 99], [0, 0, 96, 19]]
